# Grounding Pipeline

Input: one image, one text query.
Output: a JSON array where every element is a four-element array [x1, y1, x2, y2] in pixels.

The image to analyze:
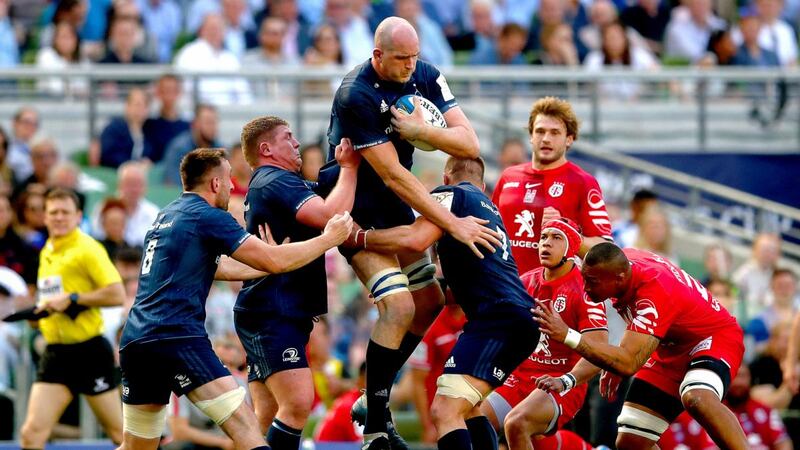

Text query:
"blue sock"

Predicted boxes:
[[465, 416, 498, 450], [438, 428, 473, 450], [266, 418, 302, 450]]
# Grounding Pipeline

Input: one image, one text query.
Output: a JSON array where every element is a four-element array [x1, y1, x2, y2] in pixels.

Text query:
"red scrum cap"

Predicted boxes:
[[542, 218, 583, 260]]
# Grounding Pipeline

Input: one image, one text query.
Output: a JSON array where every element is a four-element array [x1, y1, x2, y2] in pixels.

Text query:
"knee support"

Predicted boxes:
[[123, 404, 167, 439], [402, 256, 437, 292], [194, 386, 246, 425], [366, 267, 409, 301], [616, 405, 669, 442], [436, 374, 483, 406], [680, 368, 725, 401]]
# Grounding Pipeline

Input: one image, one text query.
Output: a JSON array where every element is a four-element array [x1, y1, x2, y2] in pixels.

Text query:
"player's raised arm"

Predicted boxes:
[[390, 98, 479, 159], [231, 212, 353, 274], [296, 138, 360, 229]]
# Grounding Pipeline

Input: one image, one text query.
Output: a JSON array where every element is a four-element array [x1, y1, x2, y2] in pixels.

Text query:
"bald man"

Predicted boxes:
[[320, 16, 498, 450]]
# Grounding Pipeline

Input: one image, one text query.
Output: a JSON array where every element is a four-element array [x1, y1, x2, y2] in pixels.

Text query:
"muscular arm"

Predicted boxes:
[[295, 165, 357, 229], [362, 143, 458, 233], [567, 330, 608, 384], [365, 217, 444, 254], [573, 330, 660, 377], [420, 107, 479, 158], [214, 255, 268, 281]]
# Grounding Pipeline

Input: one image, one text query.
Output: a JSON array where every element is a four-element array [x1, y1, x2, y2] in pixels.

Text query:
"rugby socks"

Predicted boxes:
[[465, 416, 498, 450], [397, 332, 423, 366], [438, 428, 473, 450], [267, 418, 302, 450], [364, 339, 398, 434]]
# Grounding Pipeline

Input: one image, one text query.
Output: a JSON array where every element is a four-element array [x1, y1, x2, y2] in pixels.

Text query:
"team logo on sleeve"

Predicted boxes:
[[548, 182, 564, 198], [431, 192, 454, 210], [627, 299, 659, 335], [514, 210, 536, 238]]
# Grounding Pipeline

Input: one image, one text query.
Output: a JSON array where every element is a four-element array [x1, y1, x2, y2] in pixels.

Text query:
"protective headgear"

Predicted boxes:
[[542, 218, 582, 260]]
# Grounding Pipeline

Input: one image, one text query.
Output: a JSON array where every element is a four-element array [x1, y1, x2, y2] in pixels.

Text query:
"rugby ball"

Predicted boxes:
[[394, 95, 447, 151]]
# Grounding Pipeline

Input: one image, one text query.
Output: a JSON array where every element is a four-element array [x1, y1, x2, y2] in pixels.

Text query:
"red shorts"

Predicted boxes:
[[493, 361, 588, 430], [634, 325, 744, 398]]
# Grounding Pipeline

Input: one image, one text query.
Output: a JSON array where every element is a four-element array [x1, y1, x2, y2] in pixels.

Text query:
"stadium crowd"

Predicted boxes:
[[0, 0, 798, 448]]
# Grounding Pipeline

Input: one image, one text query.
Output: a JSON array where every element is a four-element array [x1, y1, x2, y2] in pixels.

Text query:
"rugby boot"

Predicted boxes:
[[361, 434, 391, 450]]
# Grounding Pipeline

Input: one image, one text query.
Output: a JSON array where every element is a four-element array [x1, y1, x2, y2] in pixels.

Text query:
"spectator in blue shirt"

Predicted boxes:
[[161, 104, 221, 186], [98, 88, 153, 168], [143, 74, 190, 163]]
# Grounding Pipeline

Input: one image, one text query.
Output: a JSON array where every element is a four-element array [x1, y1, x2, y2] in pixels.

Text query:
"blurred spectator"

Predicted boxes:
[[12, 136, 58, 201], [395, 0, 453, 66], [632, 204, 677, 264], [746, 269, 799, 353], [750, 322, 798, 415], [699, 28, 739, 66], [12, 185, 47, 250], [323, 0, 373, 67], [97, 88, 153, 168], [664, 0, 726, 63], [142, 74, 190, 164], [579, 0, 650, 53], [97, 198, 135, 260], [302, 23, 344, 95], [0, 127, 13, 189], [91, 161, 158, 247], [702, 242, 734, 285], [420, 0, 469, 40], [35, 21, 89, 97], [733, 232, 781, 320], [732, 10, 780, 67], [98, 17, 152, 63], [161, 104, 221, 186], [47, 161, 87, 211], [103, 246, 142, 343], [497, 0, 539, 29], [613, 188, 658, 248], [463, 0, 498, 56], [107, 0, 158, 62], [228, 143, 250, 195], [254, 0, 313, 61], [38, 0, 87, 49], [584, 21, 659, 99], [298, 143, 325, 182], [186, 0, 255, 34], [526, 0, 569, 54], [136, 0, 182, 63], [534, 22, 579, 65], [243, 17, 301, 98], [314, 361, 366, 443], [222, 0, 257, 58], [732, 0, 798, 67], [497, 138, 527, 169], [174, 13, 253, 105], [470, 22, 527, 64], [0, 195, 38, 285], [7, 108, 38, 182], [708, 279, 739, 321], [620, 0, 670, 55], [0, 0, 19, 68]]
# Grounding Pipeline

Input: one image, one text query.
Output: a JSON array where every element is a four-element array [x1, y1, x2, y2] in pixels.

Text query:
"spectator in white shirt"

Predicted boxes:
[[173, 13, 253, 105], [323, 0, 373, 67], [664, 0, 726, 63]]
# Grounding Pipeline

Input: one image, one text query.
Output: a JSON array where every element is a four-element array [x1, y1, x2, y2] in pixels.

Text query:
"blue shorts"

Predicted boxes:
[[444, 303, 540, 388], [234, 312, 314, 382], [119, 337, 229, 405]]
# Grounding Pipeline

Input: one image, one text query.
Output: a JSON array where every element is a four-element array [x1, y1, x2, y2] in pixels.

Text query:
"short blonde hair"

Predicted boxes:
[[527, 96, 579, 140]]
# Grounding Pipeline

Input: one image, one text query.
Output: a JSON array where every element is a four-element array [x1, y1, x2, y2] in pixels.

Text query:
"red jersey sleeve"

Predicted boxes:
[[577, 174, 612, 240], [576, 294, 607, 333], [408, 336, 432, 371]]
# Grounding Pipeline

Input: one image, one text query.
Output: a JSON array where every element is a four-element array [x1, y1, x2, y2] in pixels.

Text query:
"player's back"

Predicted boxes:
[[618, 248, 739, 349], [434, 182, 533, 317], [121, 193, 249, 348]]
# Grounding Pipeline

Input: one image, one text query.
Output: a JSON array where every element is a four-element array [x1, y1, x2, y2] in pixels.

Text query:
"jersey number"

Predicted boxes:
[[655, 256, 718, 311], [141, 239, 158, 275], [497, 226, 509, 261]]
